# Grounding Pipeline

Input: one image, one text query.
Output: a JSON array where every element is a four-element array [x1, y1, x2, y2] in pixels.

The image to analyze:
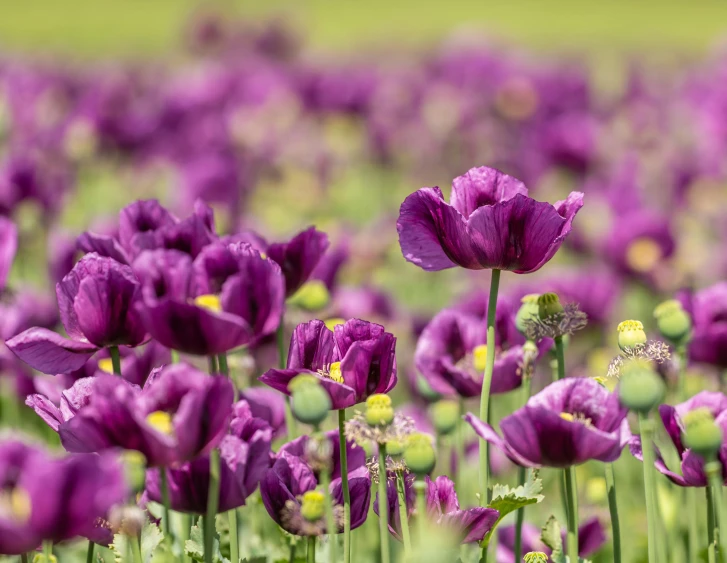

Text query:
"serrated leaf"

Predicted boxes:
[[185, 519, 230, 563], [481, 473, 544, 547], [541, 515, 563, 554], [111, 522, 164, 563]]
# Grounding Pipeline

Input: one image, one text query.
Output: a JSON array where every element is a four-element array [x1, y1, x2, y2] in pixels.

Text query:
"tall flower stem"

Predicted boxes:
[[306, 536, 316, 563], [396, 471, 412, 557], [338, 409, 351, 563], [513, 372, 532, 561], [707, 486, 716, 563], [638, 413, 659, 563], [564, 466, 579, 562], [204, 449, 221, 563], [208, 355, 218, 374], [706, 461, 726, 560], [456, 397, 465, 484], [21, 554, 28, 563], [319, 463, 337, 563], [43, 541, 53, 560], [553, 336, 565, 381], [377, 443, 391, 563], [109, 345, 122, 376], [130, 535, 143, 563], [160, 468, 173, 543], [605, 462, 621, 563], [229, 509, 239, 563], [687, 488, 699, 562], [86, 541, 95, 563], [180, 513, 191, 563], [478, 269, 501, 506], [414, 479, 427, 543], [277, 322, 296, 440]]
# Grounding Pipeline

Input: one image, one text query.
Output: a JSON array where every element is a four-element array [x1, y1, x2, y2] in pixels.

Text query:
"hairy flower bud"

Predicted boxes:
[[618, 359, 665, 413], [524, 552, 549, 563]]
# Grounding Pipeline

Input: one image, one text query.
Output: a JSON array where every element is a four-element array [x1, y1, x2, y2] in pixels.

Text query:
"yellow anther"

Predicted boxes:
[[560, 412, 575, 422], [300, 490, 326, 522], [146, 411, 174, 436], [97, 358, 114, 374], [0, 486, 31, 523], [473, 345, 488, 373], [626, 237, 662, 273], [328, 362, 343, 383], [193, 294, 222, 313]]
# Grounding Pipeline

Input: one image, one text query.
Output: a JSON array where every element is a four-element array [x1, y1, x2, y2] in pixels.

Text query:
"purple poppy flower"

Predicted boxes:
[[415, 307, 537, 398], [397, 166, 583, 273], [467, 378, 631, 468], [260, 435, 371, 536], [0, 439, 127, 554], [678, 283, 727, 368], [496, 517, 606, 562], [47, 229, 78, 287], [259, 318, 397, 410], [144, 400, 272, 513], [132, 243, 284, 355], [262, 227, 330, 297], [374, 474, 498, 544], [630, 391, 727, 487], [331, 286, 396, 322], [240, 386, 288, 439], [43, 363, 233, 466], [6, 254, 147, 374]]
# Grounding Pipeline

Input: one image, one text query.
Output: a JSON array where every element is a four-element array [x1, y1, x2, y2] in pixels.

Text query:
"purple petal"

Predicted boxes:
[[266, 227, 329, 297], [440, 507, 499, 544], [287, 319, 336, 371], [450, 166, 527, 218], [0, 216, 17, 291], [77, 232, 130, 264], [6, 328, 98, 374]]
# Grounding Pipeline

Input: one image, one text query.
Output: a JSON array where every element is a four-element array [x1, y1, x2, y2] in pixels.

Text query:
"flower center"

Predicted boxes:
[[317, 362, 343, 383], [194, 294, 222, 313], [560, 412, 592, 426], [146, 411, 174, 435], [625, 237, 662, 273], [0, 486, 31, 523], [97, 358, 114, 374], [300, 490, 326, 522], [472, 345, 488, 373]]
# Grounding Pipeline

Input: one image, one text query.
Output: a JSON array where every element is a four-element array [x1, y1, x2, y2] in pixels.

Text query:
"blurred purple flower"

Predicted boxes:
[[240, 386, 288, 439], [679, 283, 727, 369]]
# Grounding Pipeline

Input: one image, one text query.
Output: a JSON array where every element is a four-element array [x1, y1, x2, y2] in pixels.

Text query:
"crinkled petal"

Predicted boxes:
[[6, 328, 98, 374], [450, 166, 527, 218]]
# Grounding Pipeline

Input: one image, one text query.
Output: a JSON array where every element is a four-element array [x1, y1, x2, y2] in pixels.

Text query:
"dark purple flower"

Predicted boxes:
[[496, 517, 606, 562], [679, 283, 727, 369], [259, 318, 397, 410], [118, 199, 177, 258], [144, 400, 273, 513], [397, 166, 583, 273], [331, 286, 396, 322], [44, 363, 233, 466], [630, 391, 727, 487], [240, 386, 288, 439], [467, 378, 631, 468], [265, 227, 330, 297], [374, 474, 498, 544], [260, 434, 370, 536], [0, 439, 127, 554], [6, 254, 147, 374]]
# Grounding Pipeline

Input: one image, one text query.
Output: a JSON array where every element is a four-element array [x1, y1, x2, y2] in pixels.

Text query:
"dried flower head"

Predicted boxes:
[[304, 433, 334, 473], [523, 302, 588, 341], [366, 455, 409, 484], [344, 411, 416, 446], [280, 498, 344, 537], [607, 340, 671, 379]]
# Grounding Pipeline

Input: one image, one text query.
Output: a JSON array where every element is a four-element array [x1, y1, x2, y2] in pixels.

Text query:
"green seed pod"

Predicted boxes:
[[121, 450, 147, 494], [288, 374, 320, 393], [653, 300, 692, 345], [524, 553, 549, 563], [288, 280, 331, 311], [365, 394, 395, 427], [516, 294, 541, 335], [617, 320, 648, 351], [300, 490, 326, 522], [403, 433, 436, 476], [429, 400, 460, 436], [291, 383, 331, 426], [387, 439, 405, 457], [537, 292, 563, 320], [618, 359, 665, 413], [682, 407, 724, 460]]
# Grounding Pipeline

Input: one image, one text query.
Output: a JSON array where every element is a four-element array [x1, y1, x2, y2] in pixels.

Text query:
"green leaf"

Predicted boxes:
[[481, 472, 544, 547], [111, 522, 164, 563], [540, 516, 592, 563], [185, 519, 230, 563]]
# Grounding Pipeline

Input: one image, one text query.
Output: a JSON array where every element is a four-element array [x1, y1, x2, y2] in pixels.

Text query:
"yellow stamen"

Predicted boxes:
[[324, 318, 346, 331], [97, 358, 114, 374], [259, 252, 267, 260], [0, 486, 31, 523], [560, 412, 575, 422], [617, 319, 644, 333], [194, 294, 222, 313], [473, 345, 488, 373], [146, 411, 174, 436], [328, 362, 343, 383], [625, 237, 663, 273]]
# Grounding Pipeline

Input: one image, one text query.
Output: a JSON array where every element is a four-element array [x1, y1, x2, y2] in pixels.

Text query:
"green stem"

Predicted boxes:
[[130, 535, 143, 563], [109, 345, 122, 376], [320, 465, 337, 563], [288, 540, 297, 563], [564, 466, 579, 562], [478, 269, 500, 507], [708, 485, 716, 563], [307, 536, 316, 563], [208, 355, 218, 374], [688, 488, 699, 563], [707, 461, 726, 562], [414, 479, 427, 543], [160, 468, 173, 543], [605, 463, 621, 563], [396, 471, 412, 557], [514, 466, 526, 561], [86, 541, 95, 563], [278, 322, 297, 440], [21, 554, 28, 563], [377, 443, 390, 563], [338, 409, 351, 563], [171, 350, 180, 364], [217, 353, 236, 401], [43, 540, 52, 560], [228, 510, 239, 563], [180, 513, 191, 563], [204, 449, 221, 563], [639, 413, 658, 563], [553, 335, 565, 381], [456, 397, 465, 485]]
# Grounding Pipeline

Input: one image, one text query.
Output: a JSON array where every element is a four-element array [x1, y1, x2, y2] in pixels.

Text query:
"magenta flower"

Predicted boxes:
[[144, 400, 273, 513], [467, 378, 631, 468], [240, 387, 288, 439], [259, 318, 397, 410], [6, 254, 147, 374], [397, 166, 583, 273], [679, 283, 727, 368], [374, 474, 499, 544], [0, 439, 127, 555]]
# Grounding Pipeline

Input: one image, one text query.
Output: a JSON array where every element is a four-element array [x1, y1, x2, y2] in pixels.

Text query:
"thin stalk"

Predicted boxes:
[[278, 322, 296, 440], [377, 443, 391, 563], [204, 449, 221, 563], [478, 269, 501, 505], [43, 541, 53, 560], [86, 541, 95, 563], [707, 461, 726, 562], [208, 355, 218, 374], [605, 463, 621, 563], [708, 486, 716, 563], [229, 509, 239, 563], [130, 535, 143, 563], [307, 536, 316, 563], [217, 353, 236, 400], [396, 471, 412, 557], [414, 479, 427, 543], [109, 345, 122, 376], [21, 554, 28, 563], [160, 468, 173, 543], [639, 413, 658, 563], [564, 466, 579, 562], [180, 513, 191, 563], [288, 540, 297, 563], [514, 372, 532, 561], [456, 397, 465, 484], [319, 466, 337, 563], [338, 409, 351, 563], [688, 488, 699, 563], [171, 350, 180, 364], [553, 335, 565, 381]]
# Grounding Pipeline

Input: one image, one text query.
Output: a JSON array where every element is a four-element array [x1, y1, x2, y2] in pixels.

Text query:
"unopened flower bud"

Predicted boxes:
[[288, 280, 331, 311], [617, 320, 647, 351], [387, 439, 405, 457], [537, 293, 563, 320], [618, 359, 665, 413], [403, 433, 436, 476], [430, 400, 460, 436], [524, 553, 549, 563], [365, 394, 394, 427], [288, 374, 320, 393], [291, 380, 331, 426], [654, 300, 692, 345], [682, 407, 724, 459], [516, 294, 541, 335], [300, 490, 326, 522], [33, 555, 58, 563]]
